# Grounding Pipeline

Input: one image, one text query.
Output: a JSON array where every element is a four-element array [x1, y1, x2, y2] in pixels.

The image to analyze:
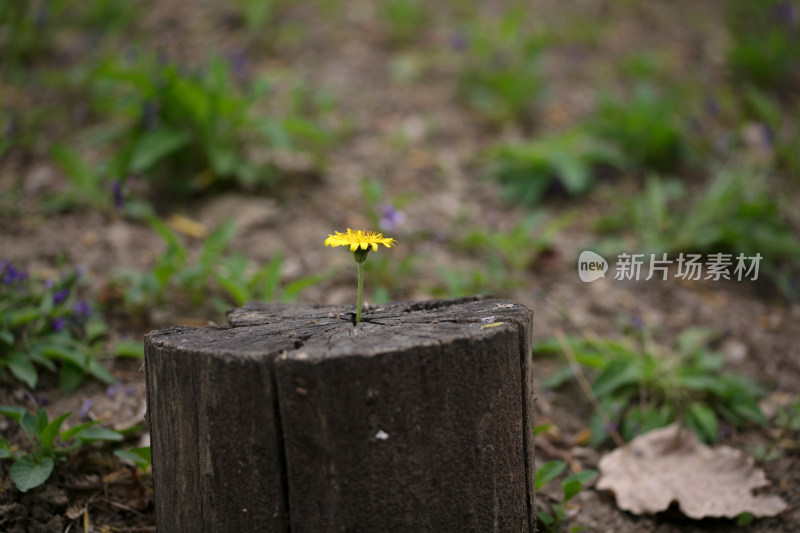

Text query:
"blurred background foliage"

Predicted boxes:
[[0, 0, 799, 381]]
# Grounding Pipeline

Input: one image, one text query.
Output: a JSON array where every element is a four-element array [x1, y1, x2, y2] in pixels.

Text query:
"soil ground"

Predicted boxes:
[[1, 0, 798, 531]]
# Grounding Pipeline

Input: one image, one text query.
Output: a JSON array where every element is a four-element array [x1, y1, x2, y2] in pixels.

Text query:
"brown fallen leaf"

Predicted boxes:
[[596, 423, 787, 519]]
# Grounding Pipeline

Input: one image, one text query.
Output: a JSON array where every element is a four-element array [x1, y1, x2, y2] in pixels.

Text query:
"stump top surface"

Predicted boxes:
[[145, 296, 532, 362]]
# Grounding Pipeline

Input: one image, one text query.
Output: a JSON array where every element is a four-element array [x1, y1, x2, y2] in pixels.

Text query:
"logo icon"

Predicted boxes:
[[578, 251, 608, 282]]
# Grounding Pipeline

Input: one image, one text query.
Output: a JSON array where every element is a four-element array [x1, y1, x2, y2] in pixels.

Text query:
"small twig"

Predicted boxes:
[[534, 436, 581, 473], [106, 499, 144, 514], [555, 328, 626, 448]]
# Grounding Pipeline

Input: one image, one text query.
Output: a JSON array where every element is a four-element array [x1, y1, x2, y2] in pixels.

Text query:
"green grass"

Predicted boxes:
[[537, 327, 767, 447], [586, 81, 690, 172], [489, 129, 627, 206], [455, 8, 547, 127], [726, 0, 800, 93], [88, 53, 335, 201], [595, 165, 800, 299], [110, 217, 331, 317]]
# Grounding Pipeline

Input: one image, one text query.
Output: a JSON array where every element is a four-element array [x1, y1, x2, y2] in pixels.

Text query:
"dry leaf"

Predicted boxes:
[[167, 214, 207, 239], [572, 427, 592, 446], [597, 423, 787, 519], [65, 500, 88, 520]]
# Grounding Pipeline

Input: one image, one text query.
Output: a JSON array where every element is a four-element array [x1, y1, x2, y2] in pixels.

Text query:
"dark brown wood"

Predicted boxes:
[[145, 296, 535, 532]]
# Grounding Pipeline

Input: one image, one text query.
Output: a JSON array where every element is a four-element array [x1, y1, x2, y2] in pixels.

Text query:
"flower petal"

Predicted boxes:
[[325, 229, 398, 254]]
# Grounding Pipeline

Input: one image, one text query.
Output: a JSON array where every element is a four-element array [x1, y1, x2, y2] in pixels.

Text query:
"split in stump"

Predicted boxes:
[[144, 295, 535, 532]]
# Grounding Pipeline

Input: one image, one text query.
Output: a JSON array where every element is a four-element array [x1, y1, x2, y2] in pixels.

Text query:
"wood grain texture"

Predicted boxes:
[[145, 296, 535, 532]]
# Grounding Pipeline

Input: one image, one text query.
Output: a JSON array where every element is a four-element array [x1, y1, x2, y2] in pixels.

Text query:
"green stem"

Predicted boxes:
[[356, 261, 364, 324]]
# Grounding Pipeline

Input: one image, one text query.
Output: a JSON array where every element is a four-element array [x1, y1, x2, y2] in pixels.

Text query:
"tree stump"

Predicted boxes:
[[144, 296, 536, 532]]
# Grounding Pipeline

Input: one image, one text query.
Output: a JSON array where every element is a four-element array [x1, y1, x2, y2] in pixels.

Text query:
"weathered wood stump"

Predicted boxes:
[[144, 296, 535, 532]]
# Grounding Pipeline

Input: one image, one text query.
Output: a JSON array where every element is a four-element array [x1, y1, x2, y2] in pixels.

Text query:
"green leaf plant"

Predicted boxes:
[[0, 261, 119, 392], [0, 406, 122, 492], [537, 327, 767, 448], [534, 457, 598, 532]]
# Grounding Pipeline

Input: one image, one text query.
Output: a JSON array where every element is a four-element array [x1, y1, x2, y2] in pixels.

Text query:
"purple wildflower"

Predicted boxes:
[[111, 180, 124, 210], [449, 32, 469, 52], [53, 317, 66, 332], [35, 5, 48, 28], [4, 117, 18, 139], [53, 288, 70, 306], [777, 2, 796, 24], [704, 96, 719, 117], [379, 204, 406, 231], [72, 300, 91, 318], [762, 124, 774, 146], [79, 398, 93, 420], [142, 101, 160, 130], [229, 50, 247, 81], [36, 395, 49, 407], [106, 381, 122, 397], [2, 264, 28, 285], [430, 231, 446, 245], [630, 315, 646, 329]]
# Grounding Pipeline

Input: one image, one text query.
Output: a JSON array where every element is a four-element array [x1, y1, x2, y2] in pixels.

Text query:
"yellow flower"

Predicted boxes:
[[324, 229, 398, 253], [325, 229, 397, 323]]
